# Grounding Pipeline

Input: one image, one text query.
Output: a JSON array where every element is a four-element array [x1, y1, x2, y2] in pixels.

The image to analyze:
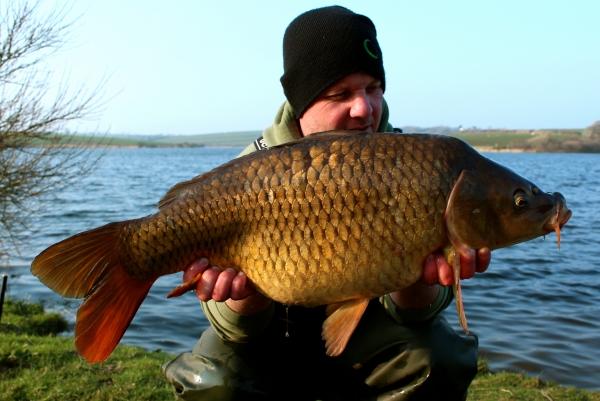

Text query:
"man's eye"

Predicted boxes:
[[327, 91, 347, 100]]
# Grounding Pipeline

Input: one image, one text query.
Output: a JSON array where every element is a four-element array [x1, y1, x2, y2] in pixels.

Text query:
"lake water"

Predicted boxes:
[[2, 147, 599, 390]]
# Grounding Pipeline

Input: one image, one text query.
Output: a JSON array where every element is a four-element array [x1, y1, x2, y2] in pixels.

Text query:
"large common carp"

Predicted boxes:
[[31, 131, 571, 363]]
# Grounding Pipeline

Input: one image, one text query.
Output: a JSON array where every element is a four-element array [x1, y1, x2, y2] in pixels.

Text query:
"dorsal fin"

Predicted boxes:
[[157, 160, 239, 209], [157, 130, 370, 210]]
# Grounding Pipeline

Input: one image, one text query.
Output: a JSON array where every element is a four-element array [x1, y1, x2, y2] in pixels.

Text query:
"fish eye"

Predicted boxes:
[[514, 190, 529, 209]]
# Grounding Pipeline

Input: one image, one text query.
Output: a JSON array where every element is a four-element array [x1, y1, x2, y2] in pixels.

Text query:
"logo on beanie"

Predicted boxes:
[[363, 39, 378, 59]]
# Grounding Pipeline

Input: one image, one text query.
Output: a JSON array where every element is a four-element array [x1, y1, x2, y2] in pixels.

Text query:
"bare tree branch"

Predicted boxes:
[[0, 0, 106, 261]]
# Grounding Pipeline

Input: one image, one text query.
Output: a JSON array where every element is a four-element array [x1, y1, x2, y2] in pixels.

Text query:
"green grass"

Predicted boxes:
[[1, 298, 599, 400], [1, 298, 173, 400], [0, 334, 174, 401], [0, 298, 68, 336], [469, 360, 600, 400]]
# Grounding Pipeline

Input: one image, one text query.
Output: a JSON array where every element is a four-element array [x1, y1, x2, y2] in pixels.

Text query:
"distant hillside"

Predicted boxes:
[[61, 135, 205, 148], [112, 131, 261, 147], [400, 126, 461, 135], [444, 129, 599, 152], [71, 127, 600, 152], [446, 130, 535, 148]]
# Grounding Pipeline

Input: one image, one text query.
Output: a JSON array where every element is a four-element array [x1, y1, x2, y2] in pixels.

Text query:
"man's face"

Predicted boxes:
[[298, 72, 383, 136]]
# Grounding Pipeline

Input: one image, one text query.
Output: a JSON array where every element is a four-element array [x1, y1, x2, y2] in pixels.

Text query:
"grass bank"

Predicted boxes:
[[449, 129, 600, 153], [1, 298, 598, 400], [1, 298, 172, 400]]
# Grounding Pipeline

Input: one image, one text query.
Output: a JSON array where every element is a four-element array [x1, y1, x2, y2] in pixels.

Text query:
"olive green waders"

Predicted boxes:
[[163, 300, 478, 400]]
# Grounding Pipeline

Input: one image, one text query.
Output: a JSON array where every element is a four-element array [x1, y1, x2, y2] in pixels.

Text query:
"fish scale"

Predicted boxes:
[[31, 131, 571, 362]]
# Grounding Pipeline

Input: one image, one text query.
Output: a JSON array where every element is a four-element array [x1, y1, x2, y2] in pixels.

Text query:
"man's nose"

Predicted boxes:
[[349, 92, 373, 119]]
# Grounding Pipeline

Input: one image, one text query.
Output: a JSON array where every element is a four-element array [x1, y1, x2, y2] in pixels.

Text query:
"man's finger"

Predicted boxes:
[[476, 248, 491, 273], [420, 254, 438, 285], [459, 251, 476, 280], [230, 272, 255, 300], [435, 252, 454, 286], [197, 266, 221, 302], [212, 268, 236, 302], [183, 258, 210, 283]]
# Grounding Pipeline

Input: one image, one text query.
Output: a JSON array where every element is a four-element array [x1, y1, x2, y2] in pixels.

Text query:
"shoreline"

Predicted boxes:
[[57, 144, 543, 152], [43, 129, 600, 152], [71, 145, 540, 153], [473, 146, 529, 153], [2, 298, 600, 400]]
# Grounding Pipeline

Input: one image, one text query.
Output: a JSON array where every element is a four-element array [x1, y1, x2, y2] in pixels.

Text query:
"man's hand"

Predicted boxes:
[[184, 258, 255, 302], [420, 248, 491, 286], [390, 248, 491, 309], [183, 258, 272, 314], [390, 248, 492, 309]]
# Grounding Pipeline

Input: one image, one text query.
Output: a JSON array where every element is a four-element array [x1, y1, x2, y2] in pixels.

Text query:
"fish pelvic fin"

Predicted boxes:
[[322, 298, 370, 357], [31, 221, 156, 363], [167, 272, 203, 298]]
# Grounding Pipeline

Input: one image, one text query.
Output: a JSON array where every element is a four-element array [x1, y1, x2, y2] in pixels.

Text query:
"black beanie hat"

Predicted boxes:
[[280, 6, 385, 118]]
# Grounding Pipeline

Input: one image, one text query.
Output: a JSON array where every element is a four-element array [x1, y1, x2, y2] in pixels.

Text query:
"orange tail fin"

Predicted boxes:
[[31, 221, 156, 363]]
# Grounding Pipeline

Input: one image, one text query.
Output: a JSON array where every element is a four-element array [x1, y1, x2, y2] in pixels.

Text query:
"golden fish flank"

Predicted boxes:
[[31, 131, 571, 363], [126, 133, 450, 304]]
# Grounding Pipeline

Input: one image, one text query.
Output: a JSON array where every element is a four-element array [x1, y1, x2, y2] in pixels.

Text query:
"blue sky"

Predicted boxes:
[[50, 0, 599, 135]]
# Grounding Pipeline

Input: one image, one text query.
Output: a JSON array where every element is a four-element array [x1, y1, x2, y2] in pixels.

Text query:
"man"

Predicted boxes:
[[163, 6, 489, 400]]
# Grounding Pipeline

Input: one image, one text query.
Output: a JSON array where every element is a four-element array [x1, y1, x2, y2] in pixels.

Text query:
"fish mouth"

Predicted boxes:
[[542, 192, 572, 250]]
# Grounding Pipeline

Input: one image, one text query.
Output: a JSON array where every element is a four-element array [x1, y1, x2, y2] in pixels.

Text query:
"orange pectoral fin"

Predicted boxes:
[[322, 298, 370, 357], [167, 272, 203, 298]]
